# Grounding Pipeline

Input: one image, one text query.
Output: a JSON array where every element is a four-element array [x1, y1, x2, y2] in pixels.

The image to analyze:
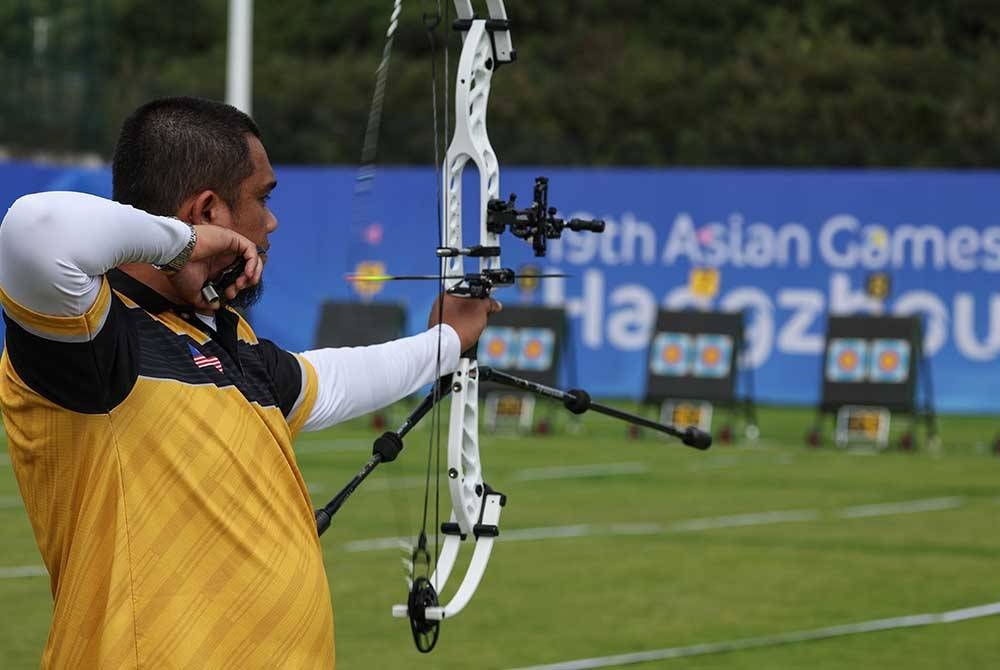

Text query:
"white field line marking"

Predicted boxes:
[[668, 509, 820, 531], [512, 462, 648, 481], [341, 496, 965, 553], [5, 497, 972, 577], [345, 536, 421, 552], [686, 453, 797, 472], [0, 565, 47, 579], [506, 601, 1000, 670], [685, 456, 742, 472], [306, 475, 427, 495], [351, 475, 426, 492], [838, 497, 965, 518], [343, 524, 602, 553], [504, 524, 598, 541], [309, 462, 648, 496], [0, 452, 9, 466]]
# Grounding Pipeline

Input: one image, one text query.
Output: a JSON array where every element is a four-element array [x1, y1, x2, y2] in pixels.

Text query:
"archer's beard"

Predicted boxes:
[[229, 280, 264, 309]]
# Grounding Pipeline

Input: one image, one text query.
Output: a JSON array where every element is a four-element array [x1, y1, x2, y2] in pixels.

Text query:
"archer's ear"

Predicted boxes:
[[177, 190, 228, 226]]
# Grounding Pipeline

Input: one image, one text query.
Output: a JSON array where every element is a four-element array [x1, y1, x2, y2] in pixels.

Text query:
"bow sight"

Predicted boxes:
[[434, 177, 606, 298], [488, 176, 605, 256]]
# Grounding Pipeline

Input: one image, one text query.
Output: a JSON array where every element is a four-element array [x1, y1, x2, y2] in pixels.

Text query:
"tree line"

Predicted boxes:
[[1, 0, 998, 167]]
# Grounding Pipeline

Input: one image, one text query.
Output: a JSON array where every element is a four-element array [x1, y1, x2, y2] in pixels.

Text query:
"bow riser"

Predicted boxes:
[[441, 18, 503, 290]]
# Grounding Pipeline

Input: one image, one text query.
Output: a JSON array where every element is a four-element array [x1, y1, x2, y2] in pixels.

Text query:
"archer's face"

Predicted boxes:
[[226, 134, 277, 309], [231, 134, 278, 254]]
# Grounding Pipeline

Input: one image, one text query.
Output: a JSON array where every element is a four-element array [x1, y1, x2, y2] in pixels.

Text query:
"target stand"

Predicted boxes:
[[478, 306, 567, 434], [809, 315, 936, 451], [638, 310, 756, 445], [660, 400, 714, 435], [484, 392, 537, 433], [834, 405, 891, 450], [313, 300, 408, 429]]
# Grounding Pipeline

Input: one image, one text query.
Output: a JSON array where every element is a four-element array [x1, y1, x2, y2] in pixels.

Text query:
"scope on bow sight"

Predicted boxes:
[[487, 177, 605, 257]]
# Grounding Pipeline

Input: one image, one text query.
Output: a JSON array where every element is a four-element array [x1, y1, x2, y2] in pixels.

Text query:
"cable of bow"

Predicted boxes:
[[413, 0, 447, 651]]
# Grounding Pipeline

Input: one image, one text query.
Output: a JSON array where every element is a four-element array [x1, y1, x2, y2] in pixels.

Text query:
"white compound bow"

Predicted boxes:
[[390, 1, 516, 646], [315, 0, 710, 654]]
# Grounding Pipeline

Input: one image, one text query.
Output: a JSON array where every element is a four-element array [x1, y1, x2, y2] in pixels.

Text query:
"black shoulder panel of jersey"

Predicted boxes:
[[255, 338, 304, 417], [2, 298, 138, 414]]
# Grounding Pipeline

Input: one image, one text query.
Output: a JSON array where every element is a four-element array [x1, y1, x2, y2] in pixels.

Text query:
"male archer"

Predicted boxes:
[[0, 96, 498, 668]]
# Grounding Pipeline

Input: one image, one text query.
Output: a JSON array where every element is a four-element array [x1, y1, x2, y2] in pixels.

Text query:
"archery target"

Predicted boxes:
[[643, 310, 744, 404], [868, 338, 910, 383], [477, 306, 565, 389], [650, 332, 693, 376], [693, 334, 733, 378], [479, 326, 518, 368], [516, 327, 555, 371], [819, 315, 923, 413], [826, 338, 868, 382]]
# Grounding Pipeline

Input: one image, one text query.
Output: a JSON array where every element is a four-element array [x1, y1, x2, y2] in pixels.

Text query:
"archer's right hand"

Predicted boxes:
[[169, 225, 263, 310]]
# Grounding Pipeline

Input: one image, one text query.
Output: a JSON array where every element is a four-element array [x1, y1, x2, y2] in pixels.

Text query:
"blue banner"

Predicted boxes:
[[3, 164, 1000, 413]]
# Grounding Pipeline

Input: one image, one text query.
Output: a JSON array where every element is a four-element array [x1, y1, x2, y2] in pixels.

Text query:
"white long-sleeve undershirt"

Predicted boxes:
[[0, 190, 460, 431], [298, 327, 459, 432], [0, 191, 191, 315]]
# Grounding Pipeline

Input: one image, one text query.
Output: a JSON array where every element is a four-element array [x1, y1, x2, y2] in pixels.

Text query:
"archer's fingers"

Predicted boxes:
[[245, 246, 266, 285], [232, 247, 265, 294], [254, 252, 266, 283], [239, 243, 258, 281], [229, 256, 263, 298]]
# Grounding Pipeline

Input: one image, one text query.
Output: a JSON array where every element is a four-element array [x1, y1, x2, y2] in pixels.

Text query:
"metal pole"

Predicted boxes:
[[226, 0, 253, 114]]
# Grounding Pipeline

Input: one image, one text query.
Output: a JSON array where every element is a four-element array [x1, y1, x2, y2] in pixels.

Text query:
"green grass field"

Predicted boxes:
[[2, 404, 999, 669]]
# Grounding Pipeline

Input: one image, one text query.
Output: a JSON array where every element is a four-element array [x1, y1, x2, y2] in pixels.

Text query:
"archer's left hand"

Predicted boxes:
[[428, 293, 502, 352]]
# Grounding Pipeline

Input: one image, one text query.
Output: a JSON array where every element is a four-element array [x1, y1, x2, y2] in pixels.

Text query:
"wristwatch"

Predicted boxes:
[[154, 224, 197, 274]]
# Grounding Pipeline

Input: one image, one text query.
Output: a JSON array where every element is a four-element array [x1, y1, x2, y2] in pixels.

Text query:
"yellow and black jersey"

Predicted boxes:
[[0, 269, 334, 669]]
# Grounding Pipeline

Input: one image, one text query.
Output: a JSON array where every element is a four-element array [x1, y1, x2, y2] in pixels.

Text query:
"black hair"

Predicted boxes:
[[112, 97, 261, 216]]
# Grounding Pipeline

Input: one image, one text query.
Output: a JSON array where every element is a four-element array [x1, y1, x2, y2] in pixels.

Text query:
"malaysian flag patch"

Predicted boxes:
[[188, 343, 224, 374]]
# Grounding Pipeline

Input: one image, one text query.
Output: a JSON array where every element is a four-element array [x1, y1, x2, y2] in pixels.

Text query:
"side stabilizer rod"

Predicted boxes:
[[315, 377, 454, 535], [478, 367, 712, 450]]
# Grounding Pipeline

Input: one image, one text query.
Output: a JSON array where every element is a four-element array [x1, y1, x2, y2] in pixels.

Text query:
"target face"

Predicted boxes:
[[650, 332, 693, 376], [479, 326, 518, 368], [693, 334, 733, 378], [826, 338, 868, 382], [516, 328, 555, 371], [868, 338, 910, 383]]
